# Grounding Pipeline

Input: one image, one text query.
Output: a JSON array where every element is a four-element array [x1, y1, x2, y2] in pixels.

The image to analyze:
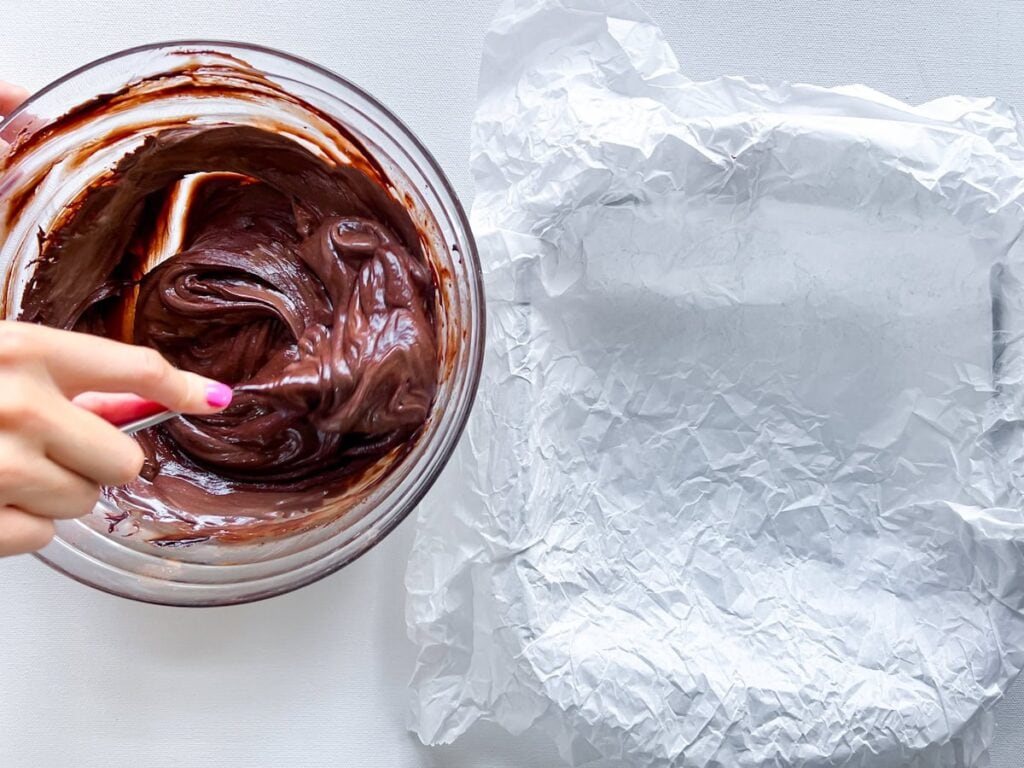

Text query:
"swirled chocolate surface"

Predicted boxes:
[[17, 124, 438, 544]]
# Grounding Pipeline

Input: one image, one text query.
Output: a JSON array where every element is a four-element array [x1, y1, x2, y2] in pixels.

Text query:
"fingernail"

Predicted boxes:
[[205, 382, 233, 408]]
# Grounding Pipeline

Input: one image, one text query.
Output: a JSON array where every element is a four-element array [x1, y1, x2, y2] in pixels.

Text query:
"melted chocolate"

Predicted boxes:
[[16, 124, 438, 543]]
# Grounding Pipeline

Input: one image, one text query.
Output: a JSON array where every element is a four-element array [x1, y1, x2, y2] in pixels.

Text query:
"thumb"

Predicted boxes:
[[128, 358, 234, 415]]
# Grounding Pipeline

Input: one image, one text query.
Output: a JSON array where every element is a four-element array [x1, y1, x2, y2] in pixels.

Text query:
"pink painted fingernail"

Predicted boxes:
[[205, 383, 233, 408]]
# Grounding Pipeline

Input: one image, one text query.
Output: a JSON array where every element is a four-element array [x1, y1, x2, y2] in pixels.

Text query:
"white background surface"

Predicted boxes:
[[2, 1, 1024, 766]]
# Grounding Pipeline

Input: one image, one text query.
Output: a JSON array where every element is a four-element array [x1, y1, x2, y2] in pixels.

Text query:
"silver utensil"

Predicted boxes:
[[118, 410, 179, 435]]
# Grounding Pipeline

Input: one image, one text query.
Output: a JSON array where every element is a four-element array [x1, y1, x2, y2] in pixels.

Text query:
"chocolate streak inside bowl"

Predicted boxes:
[[3, 59, 440, 545]]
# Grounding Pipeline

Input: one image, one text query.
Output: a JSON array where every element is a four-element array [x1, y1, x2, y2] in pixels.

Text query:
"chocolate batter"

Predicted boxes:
[[16, 124, 438, 544]]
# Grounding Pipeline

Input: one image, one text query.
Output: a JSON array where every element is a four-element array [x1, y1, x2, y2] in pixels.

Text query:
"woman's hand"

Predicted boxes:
[[0, 82, 232, 557], [0, 322, 233, 557], [0, 80, 28, 162], [0, 82, 28, 117]]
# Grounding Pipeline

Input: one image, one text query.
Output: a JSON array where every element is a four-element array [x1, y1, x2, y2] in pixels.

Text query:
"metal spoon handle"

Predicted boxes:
[[118, 410, 179, 435]]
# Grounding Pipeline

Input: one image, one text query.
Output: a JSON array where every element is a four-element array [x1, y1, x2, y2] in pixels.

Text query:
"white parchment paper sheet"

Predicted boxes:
[[408, 1, 1024, 765]]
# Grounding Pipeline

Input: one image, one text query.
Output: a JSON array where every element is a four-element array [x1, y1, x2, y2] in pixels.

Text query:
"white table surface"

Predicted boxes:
[[2, 1, 1024, 766]]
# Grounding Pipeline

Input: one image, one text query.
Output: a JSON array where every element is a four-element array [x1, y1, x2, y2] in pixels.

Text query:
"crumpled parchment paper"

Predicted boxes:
[[406, 1, 1024, 765]]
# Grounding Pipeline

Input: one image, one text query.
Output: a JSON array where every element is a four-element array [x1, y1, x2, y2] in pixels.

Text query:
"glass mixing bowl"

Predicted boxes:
[[0, 42, 483, 606]]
